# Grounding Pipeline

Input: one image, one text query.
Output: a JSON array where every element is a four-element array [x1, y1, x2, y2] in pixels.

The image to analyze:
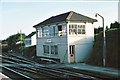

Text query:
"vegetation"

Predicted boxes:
[[110, 21, 120, 29], [94, 27, 103, 34], [2, 33, 26, 53], [86, 21, 120, 69], [2, 32, 36, 59]]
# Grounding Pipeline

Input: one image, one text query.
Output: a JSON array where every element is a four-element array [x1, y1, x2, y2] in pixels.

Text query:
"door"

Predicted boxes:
[[69, 45, 75, 63]]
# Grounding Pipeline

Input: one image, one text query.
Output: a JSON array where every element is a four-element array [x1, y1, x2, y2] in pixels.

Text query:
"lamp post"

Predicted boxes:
[[95, 13, 106, 67]]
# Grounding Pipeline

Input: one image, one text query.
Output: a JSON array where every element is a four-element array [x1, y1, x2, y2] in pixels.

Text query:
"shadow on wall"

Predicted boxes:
[[70, 37, 94, 63]]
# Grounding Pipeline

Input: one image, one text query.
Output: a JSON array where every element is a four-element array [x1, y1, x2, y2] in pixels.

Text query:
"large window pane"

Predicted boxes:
[[38, 29, 42, 37], [25, 39, 31, 45], [42, 27, 49, 37], [49, 26, 56, 37], [51, 45, 58, 54], [53, 26, 56, 36], [69, 24, 77, 35], [58, 25, 62, 31], [78, 29, 82, 34], [82, 29, 85, 34], [42, 28, 44, 36], [43, 45, 49, 54], [55, 46, 58, 54]]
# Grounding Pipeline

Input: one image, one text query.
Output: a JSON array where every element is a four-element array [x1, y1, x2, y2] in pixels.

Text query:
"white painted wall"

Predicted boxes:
[[67, 22, 94, 63], [37, 36, 67, 53], [36, 36, 68, 63], [36, 21, 94, 63], [31, 34, 36, 46], [36, 22, 68, 63], [25, 34, 36, 47], [86, 23, 94, 41], [75, 42, 93, 62], [58, 44, 68, 63]]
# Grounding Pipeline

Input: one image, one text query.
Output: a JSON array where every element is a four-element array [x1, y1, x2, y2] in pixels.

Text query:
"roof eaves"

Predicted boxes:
[[33, 11, 71, 28], [69, 11, 97, 23], [25, 31, 36, 38]]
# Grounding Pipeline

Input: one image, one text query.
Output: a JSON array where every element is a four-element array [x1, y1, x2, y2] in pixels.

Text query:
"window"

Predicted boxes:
[[69, 24, 85, 35], [28, 39, 31, 45], [42, 28, 44, 36], [38, 28, 42, 37], [42, 27, 49, 37], [58, 25, 62, 36], [78, 25, 85, 34], [78, 25, 82, 34], [58, 25, 62, 31], [25, 39, 31, 45], [43, 45, 49, 54], [69, 25, 77, 35], [51, 45, 58, 54], [43, 45, 58, 55], [62, 25, 67, 36], [53, 26, 56, 36], [50, 26, 56, 37]]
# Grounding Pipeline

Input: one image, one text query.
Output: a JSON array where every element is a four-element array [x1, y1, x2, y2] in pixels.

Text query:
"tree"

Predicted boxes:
[[110, 21, 120, 29], [94, 26, 103, 34], [106, 26, 109, 31], [2, 33, 26, 53]]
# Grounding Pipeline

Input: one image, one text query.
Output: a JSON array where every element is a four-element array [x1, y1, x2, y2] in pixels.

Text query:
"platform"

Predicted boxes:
[[46, 63, 120, 78]]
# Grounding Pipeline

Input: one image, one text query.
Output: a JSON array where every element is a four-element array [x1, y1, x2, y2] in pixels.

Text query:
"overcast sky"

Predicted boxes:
[[0, 0, 119, 40]]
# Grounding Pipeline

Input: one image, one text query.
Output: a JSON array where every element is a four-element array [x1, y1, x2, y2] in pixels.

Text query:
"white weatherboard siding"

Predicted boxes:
[[34, 11, 97, 63], [68, 22, 94, 62], [25, 32, 36, 47], [86, 23, 94, 41], [36, 22, 94, 63], [75, 42, 93, 62], [31, 34, 36, 46], [58, 44, 68, 63], [37, 37, 67, 54], [36, 22, 68, 63]]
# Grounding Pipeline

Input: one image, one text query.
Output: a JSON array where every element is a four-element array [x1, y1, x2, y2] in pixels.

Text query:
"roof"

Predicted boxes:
[[25, 31, 36, 38], [33, 11, 97, 28]]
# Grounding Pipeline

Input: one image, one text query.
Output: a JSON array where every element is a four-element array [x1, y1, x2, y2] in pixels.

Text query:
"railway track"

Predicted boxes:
[[2, 65, 101, 80], [1, 53, 103, 80], [2, 66, 33, 80]]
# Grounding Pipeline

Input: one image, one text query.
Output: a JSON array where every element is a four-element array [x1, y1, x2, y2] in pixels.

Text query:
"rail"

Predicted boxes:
[[2, 53, 103, 80], [2, 66, 34, 80]]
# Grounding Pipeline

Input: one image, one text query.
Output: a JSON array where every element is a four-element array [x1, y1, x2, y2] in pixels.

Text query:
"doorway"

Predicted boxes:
[[69, 45, 75, 63]]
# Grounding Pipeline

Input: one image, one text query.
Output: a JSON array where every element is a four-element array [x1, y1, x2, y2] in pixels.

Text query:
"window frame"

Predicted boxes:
[[43, 45, 58, 55], [43, 45, 49, 54], [69, 24, 86, 35], [58, 25, 62, 31], [51, 45, 58, 55]]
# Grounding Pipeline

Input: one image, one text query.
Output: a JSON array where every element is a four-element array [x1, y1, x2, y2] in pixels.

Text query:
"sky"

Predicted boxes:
[[0, 0, 119, 40]]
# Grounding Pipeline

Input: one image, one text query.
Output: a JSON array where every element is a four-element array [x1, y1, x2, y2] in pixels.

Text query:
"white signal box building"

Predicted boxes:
[[33, 11, 97, 63]]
